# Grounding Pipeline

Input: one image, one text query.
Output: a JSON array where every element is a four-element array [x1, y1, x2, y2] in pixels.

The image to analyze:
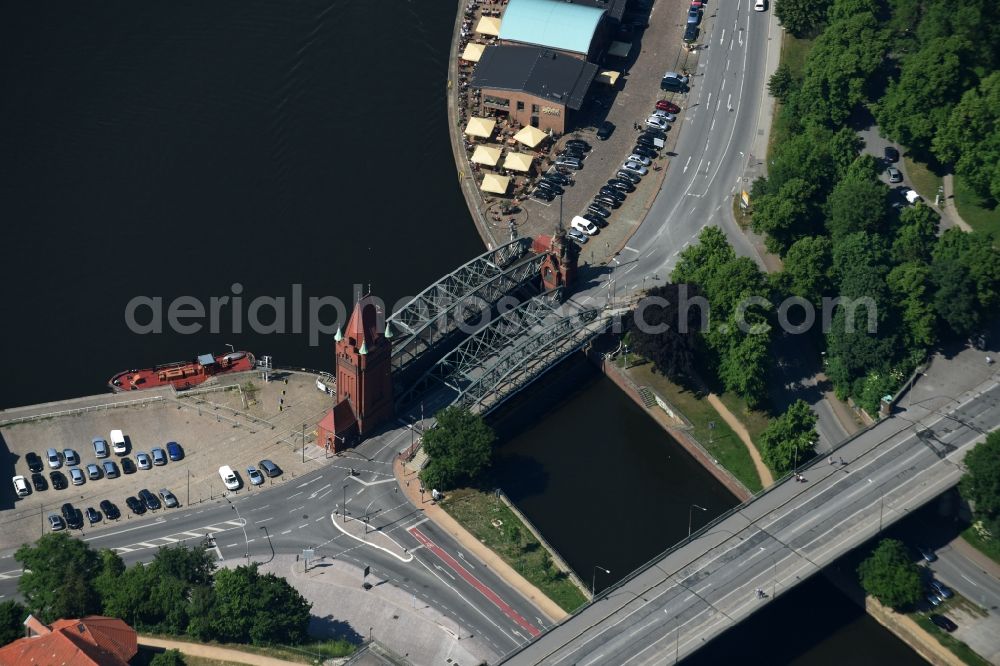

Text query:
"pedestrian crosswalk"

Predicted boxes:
[[112, 519, 244, 555]]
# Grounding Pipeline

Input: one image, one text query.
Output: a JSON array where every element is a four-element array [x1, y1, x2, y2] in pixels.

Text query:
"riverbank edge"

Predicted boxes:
[[586, 346, 753, 502]]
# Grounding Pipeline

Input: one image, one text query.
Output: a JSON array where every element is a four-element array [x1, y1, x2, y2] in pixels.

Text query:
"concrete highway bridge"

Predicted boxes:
[[499, 347, 1000, 664]]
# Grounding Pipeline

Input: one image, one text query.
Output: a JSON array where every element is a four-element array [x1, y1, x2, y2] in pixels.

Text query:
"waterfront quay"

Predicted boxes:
[[0, 370, 333, 551]]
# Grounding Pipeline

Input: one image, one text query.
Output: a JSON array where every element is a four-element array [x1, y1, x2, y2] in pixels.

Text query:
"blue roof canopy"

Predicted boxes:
[[499, 0, 606, 55], [197, 354, 216, 366]]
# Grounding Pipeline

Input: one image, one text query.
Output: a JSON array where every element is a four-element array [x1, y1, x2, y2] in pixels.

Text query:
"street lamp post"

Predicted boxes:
[[674, 614, 680, 664], [224, 496, 250, 566], [343, 484, 349, 523], [592, 565, 610, 598], [688, 504, 707, 538], [868, 479, 885, 532]]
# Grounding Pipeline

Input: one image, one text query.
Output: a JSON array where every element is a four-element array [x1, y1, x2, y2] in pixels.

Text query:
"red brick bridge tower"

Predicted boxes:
[[317, 294, 394, 453], [533, 229, 579, 293]]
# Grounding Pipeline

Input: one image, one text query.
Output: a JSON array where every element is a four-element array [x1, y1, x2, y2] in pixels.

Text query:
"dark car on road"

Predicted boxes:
[[31, 472, 48, 492], [100, 500, 121, 520], [25, 452, 43, 473], [684, 24, 699, 43], [544, 172, 571, 186], [121, 457, 137, 474], [616, 170, 641, 184], [582, 213, 607, 228], [166, 441, 184, 461], [85, 507, 101, 525], [61, 502, 83, 529], [139, 488, 161, 511], [633, 145, 658, 159], [565, 139, 591, 152], [608, 178, 635, 192], [687, 7, 701, 24], [536, 180, 564, 195], [884, 146, 900, 162], [929, 614, 957, 632], [50, 470, 68, 490], [554, 156, 583, 170], [532, 189, 555, 202], [587, 203, 611, 218], [599, 187, 626, 201], [259, 459, 282, 478], [596, 120, 615, 141], [125, 496, 146, 515], [594, 195, 620, 209]]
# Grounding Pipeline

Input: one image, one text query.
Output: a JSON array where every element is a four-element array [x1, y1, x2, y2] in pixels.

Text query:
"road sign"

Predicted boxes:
[[363, 565, 370, 578], [740, 190, 750, 208]]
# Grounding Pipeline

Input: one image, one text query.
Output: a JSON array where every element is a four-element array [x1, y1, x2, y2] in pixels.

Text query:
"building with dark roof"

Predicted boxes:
[[0, 615, 138, 666], [473, 45, 598, 134]]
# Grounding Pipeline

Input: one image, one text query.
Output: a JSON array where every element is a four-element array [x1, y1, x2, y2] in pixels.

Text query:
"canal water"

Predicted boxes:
[[1, 3, 924, 663]]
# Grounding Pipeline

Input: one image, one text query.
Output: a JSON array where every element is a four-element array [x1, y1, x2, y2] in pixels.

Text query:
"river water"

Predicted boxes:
[[1, 3, 924, 663]]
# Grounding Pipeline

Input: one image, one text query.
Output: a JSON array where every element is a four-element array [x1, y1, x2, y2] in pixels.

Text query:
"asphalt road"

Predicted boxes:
[[502, 346, 1000, 664], [0, 418, 551, 660]]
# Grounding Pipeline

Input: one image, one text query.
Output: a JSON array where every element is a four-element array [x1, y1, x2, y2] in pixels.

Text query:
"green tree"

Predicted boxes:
[[959, 431, 1000, 532], [775, 0, 831, 37], [825, 178, 887, 240], [15, 533, 102, 622], [751, 178, 820, 254], [716, 326, 771, 409], [933, 261, 980, 337], [0, 600, 27, 646], [891, 204, 939, 264], [768, 63, 795, 102], [628, 283, 702, 381], [150, 649, 187, 666], [419, 407, 497, 491], [211, 565, 312, 645], [759, 400, 818, 475], [933, 72, 1000, 201], [780, 236, 832, 303], [858, 539, 924, 610], [671, 226, 736, 288], [92, 549, 126, 611], [933, 228, 1000, 313], [887, 262, 937, 350]]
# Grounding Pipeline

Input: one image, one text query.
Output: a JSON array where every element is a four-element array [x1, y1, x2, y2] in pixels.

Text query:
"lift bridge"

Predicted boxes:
[[386, 238, 614, 415]]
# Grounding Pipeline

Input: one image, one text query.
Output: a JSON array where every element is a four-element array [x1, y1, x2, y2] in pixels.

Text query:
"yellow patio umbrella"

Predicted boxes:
[[465, 116, 497, 138], [513, 125, 548, 148], [480, 173, 510, 194], [476, 16, 502, 36], [597, 70, 621, 86], [461, 42, 486, 62], [502, 152, 533, 172], [471, 145, 502, 167]]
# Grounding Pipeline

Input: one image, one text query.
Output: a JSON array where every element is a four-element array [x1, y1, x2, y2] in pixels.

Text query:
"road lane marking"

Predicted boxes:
[[286, 491, 302, 500], [289, 505, 305, 513]]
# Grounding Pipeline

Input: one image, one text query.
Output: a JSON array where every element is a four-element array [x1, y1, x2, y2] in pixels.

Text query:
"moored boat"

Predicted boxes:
[[108, 351, 256, 392]]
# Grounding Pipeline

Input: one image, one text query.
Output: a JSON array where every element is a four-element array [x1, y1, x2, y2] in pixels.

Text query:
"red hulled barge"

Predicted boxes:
[[108, 351, 256, 392]]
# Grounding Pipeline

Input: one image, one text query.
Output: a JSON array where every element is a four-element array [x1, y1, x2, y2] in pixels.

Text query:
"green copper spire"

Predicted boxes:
[[334, 327, 342, 342], [384, 322, 393, 339], [359, 340, 368, 355]]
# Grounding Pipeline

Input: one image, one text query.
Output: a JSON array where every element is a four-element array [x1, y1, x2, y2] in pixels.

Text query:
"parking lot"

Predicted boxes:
[[517, 0, 702, 265], [0, 370, 334, 550]]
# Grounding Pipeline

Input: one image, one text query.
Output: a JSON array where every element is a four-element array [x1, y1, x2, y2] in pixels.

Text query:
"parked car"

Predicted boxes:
[[616, 170, 641, 184], [48, 514, 66, 531], [684, 24, 699, 43], [50, 471, 68, 490], [565, 139, 591, 152], [687, 7, 701, 23], [121, 457, 137, 474], [622, 161, 649, 176], [645, 115, 669, 131], [884, 146, 900, 162], [136, 452, 152, 470], [532, 189, 555, 202], [554, 156, 583, 169], [247, 467, 264, 486], [594, 196, 620, 209], [927, 592, 943, 607], [139, 488, 161, 511], [536, 180, 564, 195], [125, 496, 146, 515], [633, 145, 658, 160], [259, 460, 282, 478], [151, 448, 168, 466], [599, 187, 626, 201], [69, 468, 85, 486], [929, 580, 953, 599], [582, 213, 607, 228], [596, 120, 615, 141], [636, 135, 659, 148], [85, 507, 101, 525], [929, 614, 957, 632], [166, 441, 184, 461], [609, 179, 635, 192], [558, 149, 584, 161], [587, 203, 611, 218], [159, 489, 179, 509], [641, 127, 667, 140], [31, 472, 48, 492], [544, 172, 570, 186], [85, 463, 102, 480], [110, 429, 127, 455], [92, 437, 110, 459], [661, 71, 689, 91], [626, 154, 652, 166], [571, 216, 599, 236], [63, 448, 80, 466], [656, 99, 681, 114], [12, 475, 30, 497], [653, 110, 676, 123], [567, 228, 589, 244], [916, 545, 937, 562], [46, 448, 62, 469], [887, 166, 902, 183], [61, 502, 82, 529], [102, 460, 120, 479], [100, 500, 121, 520], [25, 452, 43, 473], [754, 0, 766, 10]]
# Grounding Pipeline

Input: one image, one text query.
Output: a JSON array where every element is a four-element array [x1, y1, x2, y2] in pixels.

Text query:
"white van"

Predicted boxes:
[[110, 429, 127, 455], [571, 216, 599, 236], [219, 465, 240, 491]]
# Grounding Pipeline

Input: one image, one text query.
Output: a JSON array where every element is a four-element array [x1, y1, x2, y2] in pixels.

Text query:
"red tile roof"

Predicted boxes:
[[344, 295, 384, 349], [0, 615, 137, 666]]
